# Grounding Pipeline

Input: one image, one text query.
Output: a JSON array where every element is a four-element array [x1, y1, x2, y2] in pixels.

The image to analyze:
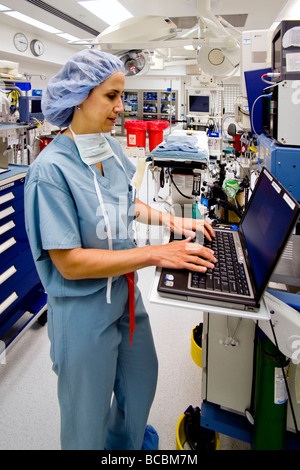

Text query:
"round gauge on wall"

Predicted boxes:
[[30, 39, 44, 56], [13, 33, 28, 52]]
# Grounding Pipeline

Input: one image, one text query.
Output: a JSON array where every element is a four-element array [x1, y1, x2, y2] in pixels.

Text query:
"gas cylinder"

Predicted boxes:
[[253, 331, 289, 449]]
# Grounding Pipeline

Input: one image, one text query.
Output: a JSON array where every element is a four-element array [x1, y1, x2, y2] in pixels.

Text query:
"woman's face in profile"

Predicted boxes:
[[79, 71, 125, 134]]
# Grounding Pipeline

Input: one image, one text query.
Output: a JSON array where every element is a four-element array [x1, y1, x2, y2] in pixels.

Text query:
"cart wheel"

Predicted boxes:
[[38, 310, 48, 326]]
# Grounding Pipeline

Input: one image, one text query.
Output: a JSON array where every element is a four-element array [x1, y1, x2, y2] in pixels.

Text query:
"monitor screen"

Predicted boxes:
[[31, 98, 42, 114], [241, 170, 298, 294], [188, 95, 210, 114], [272, 30, 281, 70]]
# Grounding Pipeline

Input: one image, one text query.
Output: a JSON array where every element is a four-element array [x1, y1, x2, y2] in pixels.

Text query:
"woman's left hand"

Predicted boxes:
[[165, 214, 215, 242]]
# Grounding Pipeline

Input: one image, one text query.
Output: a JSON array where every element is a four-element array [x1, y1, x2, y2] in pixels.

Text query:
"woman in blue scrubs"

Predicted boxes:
[[24, 49, 216, 450]]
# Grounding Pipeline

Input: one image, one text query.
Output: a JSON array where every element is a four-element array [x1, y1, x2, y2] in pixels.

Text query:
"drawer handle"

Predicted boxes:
[[0, 206, 15, 220], [0, 292, 18, 315], [0, 237, 16, 254], [0, 220, 15, 236], [0, 192, 15, 206], [0, 265, 17, 285]]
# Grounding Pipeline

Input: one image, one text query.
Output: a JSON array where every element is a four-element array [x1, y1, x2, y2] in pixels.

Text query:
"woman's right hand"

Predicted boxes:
[[150, 238, 217, 273], [48, 239, 217, 281]]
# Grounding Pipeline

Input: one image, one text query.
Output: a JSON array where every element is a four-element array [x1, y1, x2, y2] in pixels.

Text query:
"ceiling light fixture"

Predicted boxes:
[[78, 0, 133, 26], [57, 33, 81, 42], [4, 10, 62, 33], [0, 3, 11, 11]]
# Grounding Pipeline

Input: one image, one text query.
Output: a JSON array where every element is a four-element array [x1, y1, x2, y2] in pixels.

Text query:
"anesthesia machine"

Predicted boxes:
[[150, 20, 300, 450]]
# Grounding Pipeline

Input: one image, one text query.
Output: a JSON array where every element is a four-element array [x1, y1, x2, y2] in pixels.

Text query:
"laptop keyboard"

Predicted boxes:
[[190, 231, 250, 296]]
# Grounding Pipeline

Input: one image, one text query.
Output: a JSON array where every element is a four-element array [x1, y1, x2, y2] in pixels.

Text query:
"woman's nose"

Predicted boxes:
[[115, 97, 124, 112]]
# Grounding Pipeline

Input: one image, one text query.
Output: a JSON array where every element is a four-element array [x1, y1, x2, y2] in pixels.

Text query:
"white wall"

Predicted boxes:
[[0, 21, 82, 90]]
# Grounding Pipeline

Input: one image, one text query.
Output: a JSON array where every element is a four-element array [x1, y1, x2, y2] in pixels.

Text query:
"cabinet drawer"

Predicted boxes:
[[0, 180, 25, 206], [0, 248, 36, 304], [0, 269, 42, 320], [0, 214, 28, 266], [0, 234, 29, 267], [0, 198, 25, 221], [0, 211, 27, 244]]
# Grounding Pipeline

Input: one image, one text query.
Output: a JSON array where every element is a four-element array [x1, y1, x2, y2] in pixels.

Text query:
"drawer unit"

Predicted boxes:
[[0, 164, 47, 343]]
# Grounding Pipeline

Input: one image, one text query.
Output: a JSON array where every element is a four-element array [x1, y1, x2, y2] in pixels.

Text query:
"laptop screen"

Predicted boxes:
[[241, 169, 299, 294]]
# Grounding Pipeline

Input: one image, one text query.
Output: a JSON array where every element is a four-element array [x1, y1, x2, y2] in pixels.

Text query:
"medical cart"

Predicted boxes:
[[149, 268, 300, 450]]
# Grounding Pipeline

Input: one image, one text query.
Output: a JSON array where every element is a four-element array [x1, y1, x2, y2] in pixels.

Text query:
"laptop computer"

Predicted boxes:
[[157, 167, 300, 312]]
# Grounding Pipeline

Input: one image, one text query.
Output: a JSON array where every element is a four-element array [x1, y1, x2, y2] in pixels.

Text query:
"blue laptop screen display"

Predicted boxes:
[[241, 173, 296, 290]]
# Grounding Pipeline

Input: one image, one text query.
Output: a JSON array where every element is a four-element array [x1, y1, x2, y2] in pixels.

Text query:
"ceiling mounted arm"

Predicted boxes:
[[196, 0, 241, 76], [196, 0, 241, 40]]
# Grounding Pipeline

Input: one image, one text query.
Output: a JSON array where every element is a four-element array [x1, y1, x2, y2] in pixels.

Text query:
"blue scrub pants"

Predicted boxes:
[[47, 275, 158, 450]]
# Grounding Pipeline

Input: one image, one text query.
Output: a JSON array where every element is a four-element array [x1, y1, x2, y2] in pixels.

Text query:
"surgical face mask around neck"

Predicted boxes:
[[69, 125, 114, 166]]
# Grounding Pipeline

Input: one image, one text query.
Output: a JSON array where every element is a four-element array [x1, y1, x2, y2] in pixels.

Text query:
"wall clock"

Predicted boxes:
[[13, 33, 28, 52], [30, 39, 44, 56]]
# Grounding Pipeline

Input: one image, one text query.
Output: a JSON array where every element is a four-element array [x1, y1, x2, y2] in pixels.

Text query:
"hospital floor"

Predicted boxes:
[[0, 135, 250, 450]]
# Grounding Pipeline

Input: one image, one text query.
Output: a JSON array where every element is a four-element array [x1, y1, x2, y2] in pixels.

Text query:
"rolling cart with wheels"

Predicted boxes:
[[150, 270, 300, 450]]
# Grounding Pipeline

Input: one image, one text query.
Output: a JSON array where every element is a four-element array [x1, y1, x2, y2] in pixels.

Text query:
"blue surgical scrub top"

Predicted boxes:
[[24, 133, 137, 298]]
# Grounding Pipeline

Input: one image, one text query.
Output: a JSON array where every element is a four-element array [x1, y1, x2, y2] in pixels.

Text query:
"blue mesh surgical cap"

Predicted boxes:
[[41, 49, 125, 127]]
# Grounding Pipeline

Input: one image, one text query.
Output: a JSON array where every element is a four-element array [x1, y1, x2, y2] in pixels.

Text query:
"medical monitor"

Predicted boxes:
[[272, 28, 282, 71], [271, 20, 300, 80], [188, 94, 210, 115]]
